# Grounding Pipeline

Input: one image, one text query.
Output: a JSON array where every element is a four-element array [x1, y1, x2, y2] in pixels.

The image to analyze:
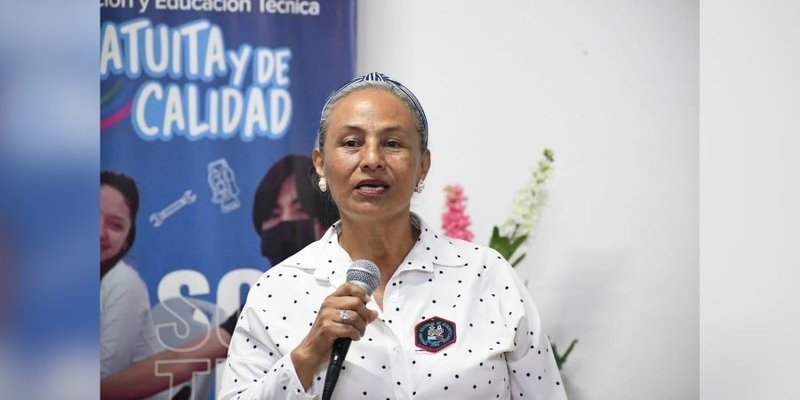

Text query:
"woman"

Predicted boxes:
[[100, 171, 171, 400], [220, 73, 567, 399], [102, 156, 338, 400]]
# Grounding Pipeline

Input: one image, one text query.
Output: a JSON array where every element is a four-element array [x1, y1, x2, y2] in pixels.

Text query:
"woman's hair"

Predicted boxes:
[[100, 170, 140, 263], [252, 154, 339, 234], [315, 72, 429, 153]]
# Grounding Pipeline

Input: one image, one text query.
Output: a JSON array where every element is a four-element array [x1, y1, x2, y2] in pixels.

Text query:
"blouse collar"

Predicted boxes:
[[279, 213, 468, 287]]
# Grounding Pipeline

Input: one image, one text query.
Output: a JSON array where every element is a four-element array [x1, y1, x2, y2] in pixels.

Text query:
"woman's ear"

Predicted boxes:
[[312, 148, 324, 178], [419, 148, 431, 182]]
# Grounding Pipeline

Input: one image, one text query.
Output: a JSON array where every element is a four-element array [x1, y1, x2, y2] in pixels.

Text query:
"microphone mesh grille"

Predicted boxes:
[[347, 260, 381, 295]]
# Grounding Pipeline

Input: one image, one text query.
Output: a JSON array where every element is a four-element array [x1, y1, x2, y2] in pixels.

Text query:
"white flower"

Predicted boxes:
[[501, 149, 553, 239]]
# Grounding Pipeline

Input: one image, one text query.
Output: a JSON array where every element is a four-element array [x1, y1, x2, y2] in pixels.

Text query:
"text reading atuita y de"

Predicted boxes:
[[101, 18, 294, 142]]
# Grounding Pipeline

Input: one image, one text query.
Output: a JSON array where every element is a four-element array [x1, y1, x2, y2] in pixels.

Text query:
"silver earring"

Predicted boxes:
[[318, 177, 328, 193], [414, 180, 425, 193]]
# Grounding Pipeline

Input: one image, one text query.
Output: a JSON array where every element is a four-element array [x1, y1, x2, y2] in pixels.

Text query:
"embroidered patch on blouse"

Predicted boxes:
[[415, 316, 456, 352]]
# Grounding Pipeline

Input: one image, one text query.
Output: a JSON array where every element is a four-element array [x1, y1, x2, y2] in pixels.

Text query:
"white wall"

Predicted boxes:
[[357, 1, 698, 399]]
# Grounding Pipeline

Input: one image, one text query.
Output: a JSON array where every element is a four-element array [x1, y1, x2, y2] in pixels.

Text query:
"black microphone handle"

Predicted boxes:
[[322, 338, 352, 400]]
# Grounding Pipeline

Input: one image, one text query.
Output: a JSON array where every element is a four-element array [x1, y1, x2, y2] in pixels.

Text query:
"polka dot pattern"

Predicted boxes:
[[218, 214, 566, 399]]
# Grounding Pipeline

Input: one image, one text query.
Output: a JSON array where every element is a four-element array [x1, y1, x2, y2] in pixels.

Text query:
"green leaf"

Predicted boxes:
[[552, 338, 578, 370], [508, 233, 529, 255], [510, 252, 526, 267], [489, 226, 502, 250], [489, 226, 514, 259], [495, 239, 512, 259]]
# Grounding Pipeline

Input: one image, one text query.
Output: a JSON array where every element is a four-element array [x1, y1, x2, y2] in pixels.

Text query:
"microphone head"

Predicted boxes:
[[346, 260, 381, 296]]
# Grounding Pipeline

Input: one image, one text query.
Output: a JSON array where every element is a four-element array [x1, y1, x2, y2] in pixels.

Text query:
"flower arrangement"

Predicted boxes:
[[489, 148, 553, 267], [441, 148, 577, 370], [441, 184, 473, 241]]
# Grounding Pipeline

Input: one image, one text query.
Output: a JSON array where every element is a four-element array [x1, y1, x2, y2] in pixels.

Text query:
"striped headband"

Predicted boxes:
[[318, 72, 429, 149]]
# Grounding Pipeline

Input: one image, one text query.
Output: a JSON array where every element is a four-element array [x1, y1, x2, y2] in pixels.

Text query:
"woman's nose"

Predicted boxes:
[[279, 207, 294, 221], [360, 140, 384, 170]]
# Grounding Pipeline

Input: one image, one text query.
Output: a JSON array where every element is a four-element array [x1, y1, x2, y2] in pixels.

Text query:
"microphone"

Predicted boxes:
[[322, 260, 381, 400]]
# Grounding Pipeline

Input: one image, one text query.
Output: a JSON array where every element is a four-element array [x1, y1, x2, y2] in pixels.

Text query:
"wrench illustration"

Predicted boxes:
[[149, 190, 197, 228]]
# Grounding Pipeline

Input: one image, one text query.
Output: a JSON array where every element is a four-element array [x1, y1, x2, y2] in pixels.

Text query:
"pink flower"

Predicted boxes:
[[441, 184, 473, 242]]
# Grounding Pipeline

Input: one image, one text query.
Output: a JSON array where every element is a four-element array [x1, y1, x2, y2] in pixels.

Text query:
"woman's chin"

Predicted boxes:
[[342, 202, 409, 221]]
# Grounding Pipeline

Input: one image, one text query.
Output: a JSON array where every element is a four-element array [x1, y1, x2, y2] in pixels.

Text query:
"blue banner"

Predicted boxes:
[[100, 2, 355, 398]]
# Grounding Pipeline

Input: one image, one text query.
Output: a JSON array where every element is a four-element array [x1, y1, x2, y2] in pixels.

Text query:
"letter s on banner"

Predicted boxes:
[[158, 269, 210, 299], [156, 269, 211, 351]]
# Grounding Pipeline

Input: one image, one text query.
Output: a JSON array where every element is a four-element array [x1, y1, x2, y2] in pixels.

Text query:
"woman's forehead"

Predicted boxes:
[[328, 88, 417, 130], [101, 186, 131, 216]]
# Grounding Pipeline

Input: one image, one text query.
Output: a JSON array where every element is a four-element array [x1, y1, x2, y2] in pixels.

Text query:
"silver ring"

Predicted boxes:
[[339, 309, 350, 323]]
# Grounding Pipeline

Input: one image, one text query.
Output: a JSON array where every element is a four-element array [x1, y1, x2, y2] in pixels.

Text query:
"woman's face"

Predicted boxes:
[[313, 88, 430, 223], [100, 185, 132, 263]]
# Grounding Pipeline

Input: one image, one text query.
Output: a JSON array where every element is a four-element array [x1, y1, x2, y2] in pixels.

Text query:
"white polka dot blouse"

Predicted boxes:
[[219, 214, 567, 400]]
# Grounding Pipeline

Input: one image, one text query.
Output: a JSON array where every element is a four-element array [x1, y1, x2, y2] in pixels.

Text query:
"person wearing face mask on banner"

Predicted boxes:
[[220, 72, 567, 399], [253, 154, 340, 267], [101, 156, 338, 400]]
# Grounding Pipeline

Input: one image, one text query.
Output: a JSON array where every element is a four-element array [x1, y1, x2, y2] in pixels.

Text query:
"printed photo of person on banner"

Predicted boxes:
[[100, 171, 184, 400], [254, 154, 340, 267], [101, 156, 337, 400]]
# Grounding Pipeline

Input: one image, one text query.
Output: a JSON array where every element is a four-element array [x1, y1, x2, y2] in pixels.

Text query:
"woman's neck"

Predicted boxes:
[[337, 212, 418, 285]]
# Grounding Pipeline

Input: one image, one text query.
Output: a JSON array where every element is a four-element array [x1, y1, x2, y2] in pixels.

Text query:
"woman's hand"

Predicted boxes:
[[290, 283, 379, 389]]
